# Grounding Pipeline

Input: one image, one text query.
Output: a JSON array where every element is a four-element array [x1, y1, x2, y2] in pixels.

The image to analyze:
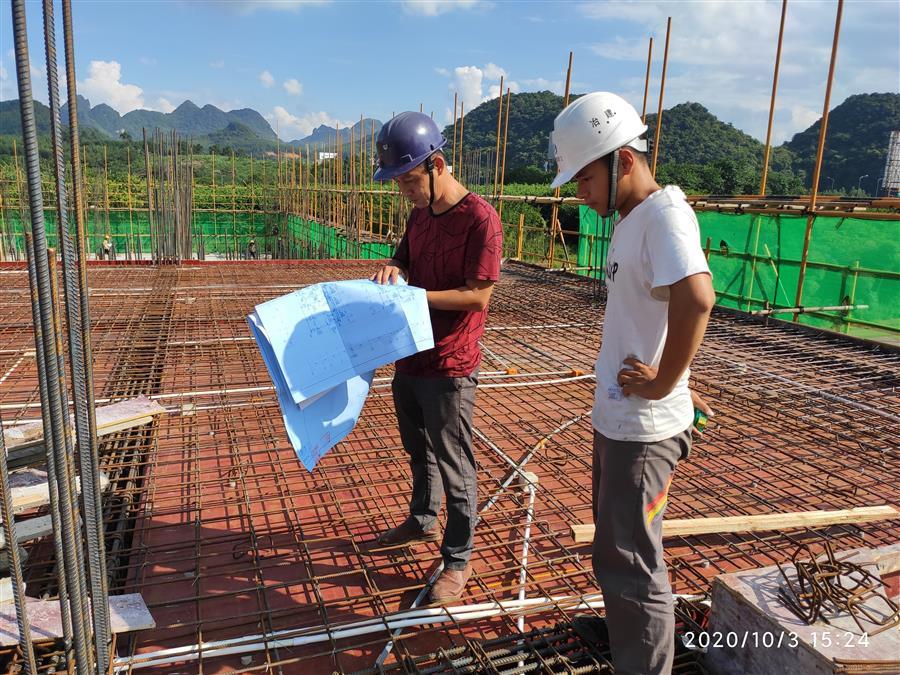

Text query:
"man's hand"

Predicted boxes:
[[691, 390, 714, 417], [618, 357, 670, 400], [371, 264, 405, 285]]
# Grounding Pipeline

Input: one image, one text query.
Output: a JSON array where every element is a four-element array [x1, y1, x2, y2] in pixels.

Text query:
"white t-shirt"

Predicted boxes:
[[593, 185, 710, 442]]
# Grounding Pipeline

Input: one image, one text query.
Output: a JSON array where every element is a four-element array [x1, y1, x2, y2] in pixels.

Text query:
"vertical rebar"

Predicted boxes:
[[49, 0, 112, 668], [11, 1, 94, 669], [0, 411, 38, 673], [24, 235, 76, 667]]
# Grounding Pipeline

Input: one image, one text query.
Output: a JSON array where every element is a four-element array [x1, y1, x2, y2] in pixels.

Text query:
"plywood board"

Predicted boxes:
[[0, 593, 155, 645], [2, 395, 165, 451], [8, 468, 110, 514]]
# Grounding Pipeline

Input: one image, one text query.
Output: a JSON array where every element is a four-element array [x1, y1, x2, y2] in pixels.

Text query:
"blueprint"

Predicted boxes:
[[253, 279, 433, 405], [248, 279, 433, 471]]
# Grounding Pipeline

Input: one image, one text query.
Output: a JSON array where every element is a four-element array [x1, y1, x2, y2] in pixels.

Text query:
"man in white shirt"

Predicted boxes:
[[549, 92, 715, 674]]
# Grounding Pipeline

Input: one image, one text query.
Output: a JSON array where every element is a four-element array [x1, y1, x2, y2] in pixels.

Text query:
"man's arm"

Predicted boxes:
[[619, 272, 714, 399], [426, 278, 495, 312]]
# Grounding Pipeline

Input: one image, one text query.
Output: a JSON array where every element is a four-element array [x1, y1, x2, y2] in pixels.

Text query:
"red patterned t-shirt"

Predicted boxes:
[[392, 192, 502, 377]]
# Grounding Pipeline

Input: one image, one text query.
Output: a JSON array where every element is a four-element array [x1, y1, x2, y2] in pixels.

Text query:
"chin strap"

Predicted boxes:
[[425, 155, 436, 213], [607, 148, 620, 216]]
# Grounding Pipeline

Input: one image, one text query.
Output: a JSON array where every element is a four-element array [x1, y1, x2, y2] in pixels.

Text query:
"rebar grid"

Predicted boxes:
[[0, 259, 898, 673]]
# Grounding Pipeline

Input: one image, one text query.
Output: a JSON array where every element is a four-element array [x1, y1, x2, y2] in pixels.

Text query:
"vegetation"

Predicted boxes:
[[1, 91, 897, 196]]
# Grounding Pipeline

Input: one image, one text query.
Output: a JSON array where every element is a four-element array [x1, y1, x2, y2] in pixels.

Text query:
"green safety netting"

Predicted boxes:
[[3, 206, 896, 341], [578, 206, 900, 340], [0, 211, 396, 261]]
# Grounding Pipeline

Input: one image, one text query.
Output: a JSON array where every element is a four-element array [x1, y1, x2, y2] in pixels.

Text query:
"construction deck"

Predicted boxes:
[[0, 259, 897, 673]]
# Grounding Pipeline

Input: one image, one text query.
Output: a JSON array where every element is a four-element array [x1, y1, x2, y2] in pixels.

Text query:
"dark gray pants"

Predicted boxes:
[[392, 371, 478, 570], [592, 429, 691, 675]]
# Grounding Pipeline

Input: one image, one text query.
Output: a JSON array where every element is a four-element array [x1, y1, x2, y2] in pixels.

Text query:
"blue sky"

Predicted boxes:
[[1, 0, 897, 143]]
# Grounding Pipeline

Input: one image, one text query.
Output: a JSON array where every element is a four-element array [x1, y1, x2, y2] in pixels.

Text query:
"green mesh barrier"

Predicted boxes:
[[0, 210, 396, 261], [577, 205, 900, 340]]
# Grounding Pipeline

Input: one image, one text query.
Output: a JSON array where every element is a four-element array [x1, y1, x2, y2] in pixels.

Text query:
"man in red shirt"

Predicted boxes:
[[371, 112, 502, 603]]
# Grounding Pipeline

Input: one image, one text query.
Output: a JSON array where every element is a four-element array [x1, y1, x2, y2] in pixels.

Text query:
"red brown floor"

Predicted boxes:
[[0, 260, 897, 673]]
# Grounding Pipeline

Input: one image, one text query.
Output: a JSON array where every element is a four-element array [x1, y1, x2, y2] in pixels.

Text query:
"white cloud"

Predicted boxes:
[[78, 60, 145, 114], [283, 78, 303, 95], [450, 65, 484, 109], [434, 67, 450, 77], [157, 97, 176, 114], [265, 106, 353, 140], [216, 0, 330, 14], [483, 62, 507, 81], [789, 105, 820, 133], [0, 64, 6, 81], [486, 81, 519, 100], [209, 60, 225, 69], [401, 0, 480, 17], [259, 70, 275, 88], [139, 56, 157, 66], [449, 63, 519, 108], [578, 0, 900, 141]]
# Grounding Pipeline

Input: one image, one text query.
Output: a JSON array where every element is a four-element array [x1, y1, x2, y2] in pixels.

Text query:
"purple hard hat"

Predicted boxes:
[[373, 112, 447, 181]]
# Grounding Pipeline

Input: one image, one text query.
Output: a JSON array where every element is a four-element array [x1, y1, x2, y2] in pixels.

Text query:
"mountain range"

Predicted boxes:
[[0, 96, 380, 153], [1, 92, 897, 193]]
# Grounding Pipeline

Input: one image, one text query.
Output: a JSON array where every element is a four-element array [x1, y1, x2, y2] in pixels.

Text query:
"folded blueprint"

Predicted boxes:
[[248, 279, 433, 471]]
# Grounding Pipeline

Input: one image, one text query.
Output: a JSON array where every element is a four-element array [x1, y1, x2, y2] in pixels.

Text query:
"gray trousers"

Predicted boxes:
[[592, 429, 691, 675], [392, 371, 478, 570]]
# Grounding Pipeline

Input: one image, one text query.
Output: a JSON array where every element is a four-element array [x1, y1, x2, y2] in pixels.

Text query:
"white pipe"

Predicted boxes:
[[0, 352, 31, 386], [1, 371, 589, 418], [518, 483, 536, 634], [114, 594, 608, 672]]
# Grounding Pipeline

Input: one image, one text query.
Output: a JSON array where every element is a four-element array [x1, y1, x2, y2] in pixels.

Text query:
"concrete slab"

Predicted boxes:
[[705, 546, 900, 674]]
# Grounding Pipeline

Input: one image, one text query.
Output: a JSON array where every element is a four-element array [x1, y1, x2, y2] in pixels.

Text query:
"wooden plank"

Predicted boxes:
[[570, 506, 900, 543], [2, 395, 165, 451], [0, 514, 52, 550], [9, 468, 110, 514], [0, 593, 154, 645]]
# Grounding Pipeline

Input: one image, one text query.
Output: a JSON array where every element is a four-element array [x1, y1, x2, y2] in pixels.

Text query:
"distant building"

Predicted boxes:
[[317, 151, 337, 163], [882, 130, 900, 197]]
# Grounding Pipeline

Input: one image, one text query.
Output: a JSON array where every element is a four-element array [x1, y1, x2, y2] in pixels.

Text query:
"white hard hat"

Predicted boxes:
[[549, 92, 648, 189]]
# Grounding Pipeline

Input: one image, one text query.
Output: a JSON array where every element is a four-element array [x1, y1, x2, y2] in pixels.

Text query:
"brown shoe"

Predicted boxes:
[[376, 518, 440, 547], [429, 565, 472, 604]]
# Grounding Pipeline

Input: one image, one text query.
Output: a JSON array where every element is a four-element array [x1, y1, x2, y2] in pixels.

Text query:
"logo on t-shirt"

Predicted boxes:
[[606, 259, 619, 283]]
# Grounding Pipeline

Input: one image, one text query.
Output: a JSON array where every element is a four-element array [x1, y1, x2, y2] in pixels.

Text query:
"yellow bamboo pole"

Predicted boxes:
[[516, 212, 525, 260], [493, 75, 504, 197], [231, 150, 236, 260], [650, 17, 672, 178], [458, 101, 465, 183], [549, 51, 574, 266], [451, 93, 459, 173], [497, 87, 512, 222], [126, 146, 135, 259], [642, 37, 653, 124], [795, 0, 843, 319], [211, 150, 217, 255], [759, 0, 788, 196], [103, 145, 110, 239]]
